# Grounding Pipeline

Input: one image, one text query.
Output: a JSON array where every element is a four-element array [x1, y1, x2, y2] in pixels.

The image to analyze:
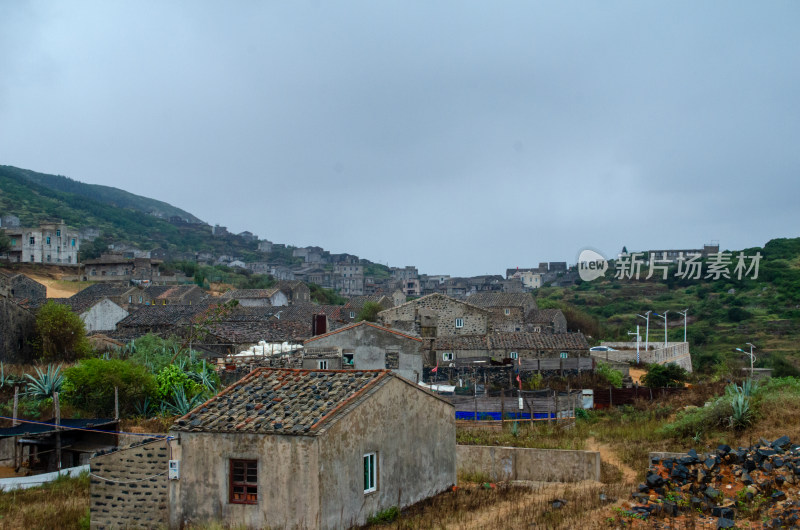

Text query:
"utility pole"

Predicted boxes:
[[736, 343, 756, 379], [627, 325, 641, 364]]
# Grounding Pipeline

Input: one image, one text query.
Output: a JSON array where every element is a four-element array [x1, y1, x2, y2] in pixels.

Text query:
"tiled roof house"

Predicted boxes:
[[168, 368, 455, 529]]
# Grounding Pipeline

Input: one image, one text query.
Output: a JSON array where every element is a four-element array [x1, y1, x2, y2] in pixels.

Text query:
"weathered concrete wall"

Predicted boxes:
[[83, 299, 129, 332], [456, 445, 601, 482], [317, 377, 456, 529], [89, 439, 169, 529], [168, 432, 320, 529]]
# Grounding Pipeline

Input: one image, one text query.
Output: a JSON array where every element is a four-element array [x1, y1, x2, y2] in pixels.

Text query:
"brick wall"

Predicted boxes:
[[89, 439, 169, 529]]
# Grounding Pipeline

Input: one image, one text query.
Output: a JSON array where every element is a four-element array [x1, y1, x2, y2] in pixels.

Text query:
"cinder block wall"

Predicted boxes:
[[90, 439, 169, 529]]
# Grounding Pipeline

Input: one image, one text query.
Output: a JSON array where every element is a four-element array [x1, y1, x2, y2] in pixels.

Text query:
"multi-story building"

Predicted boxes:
[[2, 220, 80, 266], [334, 264, 364, 296]]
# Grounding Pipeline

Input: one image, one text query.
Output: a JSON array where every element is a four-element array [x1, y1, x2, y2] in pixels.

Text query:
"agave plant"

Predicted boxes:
[[133, 396, 153, 417], [25, 364, 64, 399], [187, 360, 218, 394], [729, 392, 752, 429], [162, 385, 206, 416], [0, 363, 19, 388]]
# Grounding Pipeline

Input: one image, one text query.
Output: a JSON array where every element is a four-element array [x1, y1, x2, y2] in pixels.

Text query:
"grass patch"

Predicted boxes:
[[0, 472, 89, 530]]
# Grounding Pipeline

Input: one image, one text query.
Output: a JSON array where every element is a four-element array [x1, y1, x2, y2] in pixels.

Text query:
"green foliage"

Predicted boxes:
[[35, 301, 92, 362], [367, 506, 400, 525], [356, 301, 383, 322], [0, 230, 10, 253], [160, 385, 206, 416], [308, 283, 347, 305], [155, 365, 203, 400], [596, 362, 624, 388], [63, 358, 156, 417], [641, 363, 688, 388], [123, 334, 183, 374], [24, 364, 64, 399]]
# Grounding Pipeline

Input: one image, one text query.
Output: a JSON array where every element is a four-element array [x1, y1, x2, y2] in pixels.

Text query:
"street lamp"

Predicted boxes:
[[637, 311, 651, 352], [654, 311, 669, 348], [628, 325, 641, 364], [735, 343, 756, 379], [677, 308, 689, 343]]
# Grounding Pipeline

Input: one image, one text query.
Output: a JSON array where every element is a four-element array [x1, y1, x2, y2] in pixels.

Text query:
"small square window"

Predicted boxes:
[[317, 360, 328, 369], [230, 459, 257, 504], [510, 352, 518, 360], [29, 237, 35, 245], [363, 453, 377, 494], [504, 308, 511, 316], [442, 352, 454, 361], [350, 311, 355, 319], [454, 318, 464, 328], [560, 352, 569, 359]]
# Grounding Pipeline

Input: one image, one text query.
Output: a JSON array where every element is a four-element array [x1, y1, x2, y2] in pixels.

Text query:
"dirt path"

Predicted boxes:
[[629, 368, 646, 384], [585, 437, 638, 484], [26, 274, 81, 298]]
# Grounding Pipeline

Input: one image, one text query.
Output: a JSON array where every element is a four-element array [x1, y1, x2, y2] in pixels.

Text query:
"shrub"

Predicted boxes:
[[155, 365, 203, 400], [63, 359, 156, 417], [642, 363, 688, 388], [596, 362, 623, 388], [35, 301, 92, 361]]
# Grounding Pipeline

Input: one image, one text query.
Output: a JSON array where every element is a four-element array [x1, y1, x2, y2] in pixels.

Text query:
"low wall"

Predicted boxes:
[[456, 445, 600, 483], [599, 342, 693, 373]]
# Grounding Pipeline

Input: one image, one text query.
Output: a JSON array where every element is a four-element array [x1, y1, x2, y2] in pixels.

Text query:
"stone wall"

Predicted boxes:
[[599, 342, 693, 372], [378, 294, 488, 337], [0, 297, 35, 362], [89, 439, 169, 529], [457, 445, 601, 482]]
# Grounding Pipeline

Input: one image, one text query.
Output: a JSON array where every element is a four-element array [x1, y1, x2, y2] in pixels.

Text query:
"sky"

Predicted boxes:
[[1, 1, 798, 276]]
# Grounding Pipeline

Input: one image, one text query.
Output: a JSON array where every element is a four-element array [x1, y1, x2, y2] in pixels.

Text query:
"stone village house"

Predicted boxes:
[[465, 292, 537, 332], [302, 321, 424, 382], [102, 368, 457, 529], [377, 293, 489, 337]]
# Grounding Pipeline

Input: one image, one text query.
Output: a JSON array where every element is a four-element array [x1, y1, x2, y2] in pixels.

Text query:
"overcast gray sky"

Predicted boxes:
[[1, 1, 798, 276]]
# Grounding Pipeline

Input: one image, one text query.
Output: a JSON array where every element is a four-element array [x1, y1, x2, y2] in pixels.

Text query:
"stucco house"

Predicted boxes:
[[303, 321, 424, 382], [55, 296, 129, 332], [169, 368, 455, 529], [377, 293, 489, 337]]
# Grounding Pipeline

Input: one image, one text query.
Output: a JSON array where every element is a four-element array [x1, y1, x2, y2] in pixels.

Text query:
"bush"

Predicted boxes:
[[35, 301, 92, 362], [596, 362, 624, 388], [155, 365, 203, 400], [642, 363, 688, 388], [63, 359, 156, 417]]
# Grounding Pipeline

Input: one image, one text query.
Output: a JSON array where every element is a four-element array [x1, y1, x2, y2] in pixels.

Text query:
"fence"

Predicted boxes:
[[591, 386, 685, 408], [446, 389, 582, 422]]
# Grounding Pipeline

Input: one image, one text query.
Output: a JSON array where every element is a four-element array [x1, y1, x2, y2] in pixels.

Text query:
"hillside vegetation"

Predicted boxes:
[[536, 237, 800, 375]]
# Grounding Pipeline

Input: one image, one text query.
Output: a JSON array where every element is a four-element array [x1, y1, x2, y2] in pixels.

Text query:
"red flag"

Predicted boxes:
[[431, 365, 438, 373], [516, 374, 521, 383]]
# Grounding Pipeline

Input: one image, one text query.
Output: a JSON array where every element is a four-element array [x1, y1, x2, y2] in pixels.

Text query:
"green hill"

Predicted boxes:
[[2, 165, 203, 223], [0, 165, 259, 259], [535, 238, 800, 376]]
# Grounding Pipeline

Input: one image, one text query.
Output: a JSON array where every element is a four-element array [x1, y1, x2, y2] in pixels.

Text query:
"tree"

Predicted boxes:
[[0, 230, 10, 254], [35, 301, 92, 361], [63, 359, 156, 417], [356, 301, 383, 322], [642, 363, 688, 388]]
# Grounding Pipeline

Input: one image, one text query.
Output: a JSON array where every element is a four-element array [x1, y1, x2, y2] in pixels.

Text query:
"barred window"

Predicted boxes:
[[230, 459, 257, 504]]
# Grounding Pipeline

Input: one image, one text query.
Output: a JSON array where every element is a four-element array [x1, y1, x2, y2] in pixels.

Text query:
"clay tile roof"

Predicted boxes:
[[221, 288, 280, 300], [118, 303, 210, 327], [466, 292, 536, 309], [70, 283, 132, 303], [434, 332, 588, 351], [207, 320, 311, 343], [526, 308, 565, 323], [304, 321, 422, 344], [172, 368, 393, 436]]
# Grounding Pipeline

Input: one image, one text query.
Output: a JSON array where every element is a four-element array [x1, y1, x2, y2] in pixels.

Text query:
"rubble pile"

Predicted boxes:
[[628, 436, 800, 528]]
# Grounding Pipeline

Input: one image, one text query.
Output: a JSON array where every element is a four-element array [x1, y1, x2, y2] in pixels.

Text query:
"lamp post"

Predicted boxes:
[[677, 308, 689, 343], [735, 343, 756, 379], [627, 325, 641, 364], [654, 311, 669, 348], [637, 311, 651, 352]]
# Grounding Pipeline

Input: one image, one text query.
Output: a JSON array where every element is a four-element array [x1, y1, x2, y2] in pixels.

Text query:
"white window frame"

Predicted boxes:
[[509, 351, 518, 360], [560, 352, 569, 359], [317, 360, 329, 369], [504, 308, 511, 316], [442, 352, 454, 361], [349, 311, 355, 319], [363, 452, 377, 494], [454, 318, 464, 328]]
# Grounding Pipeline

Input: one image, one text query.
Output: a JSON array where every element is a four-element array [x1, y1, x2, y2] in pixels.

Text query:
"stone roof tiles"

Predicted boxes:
[[434, 332, 589, 351], [172, 368, 392, 436], [221, 288, 281, 300], [526, 308, 566, 323], [466, 292, 536, 309], [304, 321, 422, 344]]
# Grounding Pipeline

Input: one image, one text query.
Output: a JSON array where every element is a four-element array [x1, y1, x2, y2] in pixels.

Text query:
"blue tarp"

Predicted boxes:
[[455, 411, 556, 420]]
